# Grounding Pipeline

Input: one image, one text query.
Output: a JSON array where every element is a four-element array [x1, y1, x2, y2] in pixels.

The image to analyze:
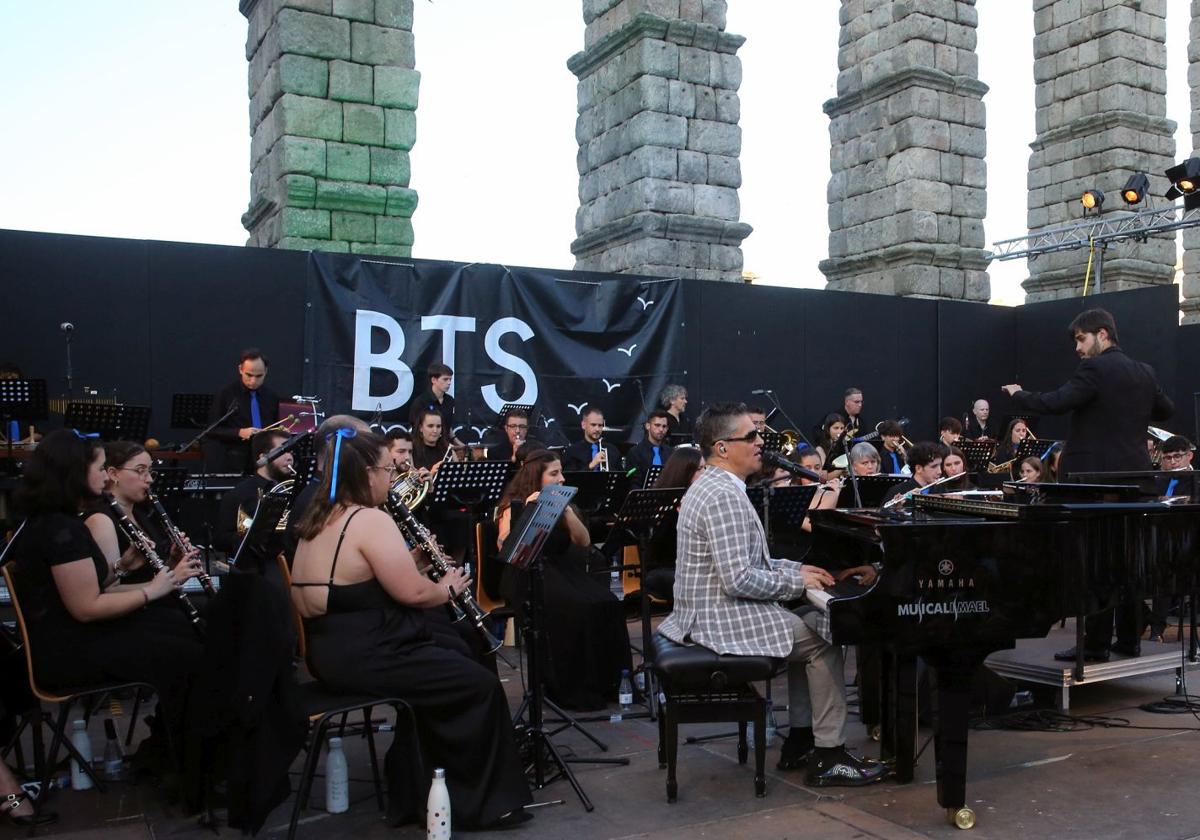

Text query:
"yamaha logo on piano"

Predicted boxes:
[[937, 559, 954, 576], [917, 558, 975, 591]]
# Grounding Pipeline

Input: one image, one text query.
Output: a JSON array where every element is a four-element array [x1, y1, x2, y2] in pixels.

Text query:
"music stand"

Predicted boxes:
[[835, 475, 897, 509], [761, 431, 784, 454], [64, 402, 150, 442], [0, 379, 47, 463], [230, 493, 290, 573], [499, 403, 535, 420], [170, 393, 213, 430], [1015, 438, 1057, 463], [499, 484, 628, 810], [960, 440, 996, 472], [562, 470, 631, 518], [430, 460, 516, 578], [747, 484, 819, 553], [642, 464, 663, 489]]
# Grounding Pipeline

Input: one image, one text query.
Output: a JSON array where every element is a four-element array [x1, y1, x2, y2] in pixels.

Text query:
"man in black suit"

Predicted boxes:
[[964, 399, 992, 440], [624, 409, 675, 483], [484, 408, 530, 463], [561, 406, 614, 471], [1003, 308, 1174, 660], [205, 348, 281, 473]]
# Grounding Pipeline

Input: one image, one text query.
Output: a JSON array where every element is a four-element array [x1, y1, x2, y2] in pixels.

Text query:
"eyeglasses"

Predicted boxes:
[[1161, 452, 1191, 461], [717, 429, 763, 445], [370, 464, 400, 477], [506, 424, 529, 431], [117, 466, 156, 479]]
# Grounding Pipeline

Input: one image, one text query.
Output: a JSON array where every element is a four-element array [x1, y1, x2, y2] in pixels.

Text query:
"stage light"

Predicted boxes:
[[1121, 173, 1149, 206], [1080, 189, 1104, 214], [1165, 158, 1200, 199]]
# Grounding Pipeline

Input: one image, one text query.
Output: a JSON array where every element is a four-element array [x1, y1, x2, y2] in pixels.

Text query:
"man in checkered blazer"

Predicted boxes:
[[658, 402, 885, 788]]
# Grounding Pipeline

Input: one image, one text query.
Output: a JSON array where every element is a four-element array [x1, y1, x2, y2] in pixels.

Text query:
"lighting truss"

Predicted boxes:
[[990, 203, 1200, 261]]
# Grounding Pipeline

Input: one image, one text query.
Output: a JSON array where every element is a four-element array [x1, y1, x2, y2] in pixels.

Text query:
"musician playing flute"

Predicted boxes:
[[205, 347, 281, 473], [1002, 308, 1173, 662]]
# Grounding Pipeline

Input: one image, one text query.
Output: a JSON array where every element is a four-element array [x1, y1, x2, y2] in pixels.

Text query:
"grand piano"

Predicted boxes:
[[807, 481, 1200, 829]]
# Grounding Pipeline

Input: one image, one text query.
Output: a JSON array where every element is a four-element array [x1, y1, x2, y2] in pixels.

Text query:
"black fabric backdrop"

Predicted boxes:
[[1, 229, 1195, 448]]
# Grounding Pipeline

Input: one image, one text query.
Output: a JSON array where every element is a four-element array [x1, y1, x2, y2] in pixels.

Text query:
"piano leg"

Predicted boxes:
[[931, 654, 977, 830], [880, 651, 917, 784], [857, 643, 881, 736]]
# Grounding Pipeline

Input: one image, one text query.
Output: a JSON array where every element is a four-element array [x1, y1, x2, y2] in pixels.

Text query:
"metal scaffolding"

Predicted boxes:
[[990, 203, 1200, 261]]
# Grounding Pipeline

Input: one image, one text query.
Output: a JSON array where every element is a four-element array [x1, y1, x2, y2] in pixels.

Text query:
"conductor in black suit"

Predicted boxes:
[[205, 348, 282, 473], [1002, 308, 1174, 660]]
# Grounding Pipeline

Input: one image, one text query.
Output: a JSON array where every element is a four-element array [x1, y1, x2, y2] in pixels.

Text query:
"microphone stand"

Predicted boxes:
[[177, 403, 237, 454], [759, 390, 815, 450], [839, 428, 863, 508]]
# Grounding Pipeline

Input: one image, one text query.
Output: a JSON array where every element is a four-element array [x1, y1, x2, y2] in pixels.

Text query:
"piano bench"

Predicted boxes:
[[650, 634, 779, 803]]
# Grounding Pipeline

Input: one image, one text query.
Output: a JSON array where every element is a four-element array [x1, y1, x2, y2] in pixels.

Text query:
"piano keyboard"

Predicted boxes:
[[805, 578, 870, 613]]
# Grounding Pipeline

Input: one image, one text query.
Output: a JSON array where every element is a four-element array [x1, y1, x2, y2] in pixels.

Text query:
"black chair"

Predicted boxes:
[[649, 633, 778, 802], [2, 564, 160, 797]]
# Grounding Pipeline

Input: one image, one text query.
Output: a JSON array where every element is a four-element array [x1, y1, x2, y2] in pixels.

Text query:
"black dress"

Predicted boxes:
[[296, 510, 529, 828], [500, 506, 632, 711], [9, 512, 203, 745]]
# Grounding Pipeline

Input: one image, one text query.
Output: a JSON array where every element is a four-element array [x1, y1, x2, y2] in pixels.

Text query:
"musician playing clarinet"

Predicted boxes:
[[1002, 308, 1174, 662], [206, 347, 281, 473]]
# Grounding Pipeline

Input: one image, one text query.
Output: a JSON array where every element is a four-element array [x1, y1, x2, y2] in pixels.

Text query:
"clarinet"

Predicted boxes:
[[146, 490, 217, 598], [385, 490, 502, 654], [103, 492, 205, 638]]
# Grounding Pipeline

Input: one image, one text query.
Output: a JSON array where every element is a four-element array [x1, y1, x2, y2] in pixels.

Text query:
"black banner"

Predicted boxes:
[[304, 254, 685, 444]]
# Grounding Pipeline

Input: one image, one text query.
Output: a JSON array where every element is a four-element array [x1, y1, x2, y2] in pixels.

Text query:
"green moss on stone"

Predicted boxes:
[[369, 147, 410, 185], [343, 102, 384, 145], [384, 185, 418, 217], [326, 141, 370, 182], [316, 180, 387, 213], [281, 207, 331, 239], [329, 59, 373, 103], [278, 54, 329, 98], [331, 210, 376, 242], [375, 216, 414, 245], [374, 66, 419, 109]]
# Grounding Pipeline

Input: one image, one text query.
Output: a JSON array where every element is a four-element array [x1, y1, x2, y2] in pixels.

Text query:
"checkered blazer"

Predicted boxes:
[[657, 466, 809, 658]]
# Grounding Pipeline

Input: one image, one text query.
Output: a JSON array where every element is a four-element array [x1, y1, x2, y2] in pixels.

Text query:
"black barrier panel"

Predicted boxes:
[[935, 300, 1015, 436], [1178, 323, 1200, 444]]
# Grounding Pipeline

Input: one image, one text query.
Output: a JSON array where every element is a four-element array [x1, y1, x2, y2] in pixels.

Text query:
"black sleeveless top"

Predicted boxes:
[[293, 508, 396, 613]]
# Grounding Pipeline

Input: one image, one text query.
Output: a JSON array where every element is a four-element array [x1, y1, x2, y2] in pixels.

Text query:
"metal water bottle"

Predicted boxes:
[[426, 768, 451, 840], [325, 736, 349, 814], [69, 719, 93, 790]]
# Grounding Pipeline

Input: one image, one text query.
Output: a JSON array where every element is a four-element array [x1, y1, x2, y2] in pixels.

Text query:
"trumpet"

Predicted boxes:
[[385, 490, 502, 653], [147, 490, 216, 598], [986, 457, 1017, 475], [103, 492, 205, 638]]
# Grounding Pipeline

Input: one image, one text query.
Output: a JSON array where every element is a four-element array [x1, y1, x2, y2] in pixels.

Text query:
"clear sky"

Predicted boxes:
[[0, 2, 1192, 306]]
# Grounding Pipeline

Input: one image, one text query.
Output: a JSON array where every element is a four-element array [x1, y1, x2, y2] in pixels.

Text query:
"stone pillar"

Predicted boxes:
[[1183, 0, 1200, 324], [819, 0, 989, 301], [1024, 0, 1175, 301], [568, 0, 752, 281], [240, 0, 419, 256]]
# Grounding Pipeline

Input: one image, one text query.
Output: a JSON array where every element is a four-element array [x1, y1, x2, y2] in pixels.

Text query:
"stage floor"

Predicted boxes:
[[13, 619, 1200, 840]]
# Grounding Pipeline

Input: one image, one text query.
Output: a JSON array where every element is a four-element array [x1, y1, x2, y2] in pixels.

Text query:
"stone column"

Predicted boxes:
[[1024, 0, 1175, 301], [1183, 0, 1200, 324], [241, 0, 419, 256], [820, 0, 989, 301], [568, 0, 752, 281]]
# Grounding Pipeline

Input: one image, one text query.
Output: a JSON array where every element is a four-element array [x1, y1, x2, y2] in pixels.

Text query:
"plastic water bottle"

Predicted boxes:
[[69, 719, 94, 791], [426, 768, 451, 840], [325, 737, 349, 814], [609, 566, 624, 601], [103, 719, 124, 780], [619, 669, 633, 711], [634, 669, 646, 694]]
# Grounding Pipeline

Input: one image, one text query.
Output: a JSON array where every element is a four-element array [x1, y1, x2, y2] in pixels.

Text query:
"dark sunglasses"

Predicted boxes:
[[717, 429, 762, 445]]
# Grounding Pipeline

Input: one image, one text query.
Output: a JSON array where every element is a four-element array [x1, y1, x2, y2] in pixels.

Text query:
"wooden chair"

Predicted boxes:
[[2, 564, 158, 797], [276, 555, 418, 840]]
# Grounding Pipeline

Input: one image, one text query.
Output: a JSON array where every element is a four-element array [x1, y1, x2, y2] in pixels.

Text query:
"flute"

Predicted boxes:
[[103, 492, 205, 638], [147, 489, 217, 598]]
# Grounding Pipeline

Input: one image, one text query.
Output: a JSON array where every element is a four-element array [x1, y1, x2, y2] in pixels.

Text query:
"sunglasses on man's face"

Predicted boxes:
[[718, 429, 762, 445]]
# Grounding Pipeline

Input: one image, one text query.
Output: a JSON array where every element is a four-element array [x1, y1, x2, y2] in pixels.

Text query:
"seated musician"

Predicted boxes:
[[940, 446, 971, 485], [881, 442, 946, 507], [496, 449, 632, 711], [1147, 431, 1163, 469], [411, 408, 463, 473], [877, 420, 908, 475], [814, 413, 847, 481], [1160, 435, 1195, 473], [797, 448, 841, 536], [0, 362, 39, 445], [624, 409, 674, 481], [964, 398, 992, 440], [747, 405, 768, 434], [994, 417, 1030, 464], [484, 409, 529, 463], [938, 417, 963, 448], [214, 430, 294, 554], [9, 430, 204, 781], [658, 384, 689, 439], [642, 448, 706, 603], [386, 428, 414, 469], [1017, 456, 1046, 483], [561, 406, 613, 471], [840, 388, 865, 437], [290, 429, 531, 829], [657, 403, 886, 786], [205, 348, 281, 473], [849, 441, 881, 476]]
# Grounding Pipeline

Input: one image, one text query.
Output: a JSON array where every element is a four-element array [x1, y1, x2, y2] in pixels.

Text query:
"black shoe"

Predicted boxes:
[[776, 728, 815, 771], [1148, 633, 1166, 644], [1053, 646, 1110, 663], [1, 791, 58, 828], [804, 746, 888, 788], [1111, 641, 1141, 657]]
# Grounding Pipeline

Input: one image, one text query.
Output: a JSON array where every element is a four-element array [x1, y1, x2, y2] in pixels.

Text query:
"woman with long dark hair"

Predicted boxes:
[[291, 429, 529, 829], [497, 449, 631, 711]]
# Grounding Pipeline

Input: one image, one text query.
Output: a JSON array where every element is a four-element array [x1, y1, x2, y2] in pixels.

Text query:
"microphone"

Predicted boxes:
[[750, 388, 773, 396], [60, 322, 74, 332], [760, 450, 820, 483], [292, 395, 321, 403], [255, 429, 313, 468]]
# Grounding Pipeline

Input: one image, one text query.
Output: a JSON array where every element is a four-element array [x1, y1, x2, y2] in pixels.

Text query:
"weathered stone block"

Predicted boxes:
[[376, 215, 415, 245], [351, 242, 412, 256], [714, 90, 739, 122], [370, 147, 410, 185], [275, 135, 327, 177], [667, 80, 696, 117], [279, 236, 350, 252], [384, 107, 417, 149], [280, 173, 318, 207], [333, 0, 374, 23], [331, 210, 375, 241], [375, 0, 413, 29], [687, 118, 740, 154], [279, 53, 330, 98], [707, 153, 740, 187], [374, 65, 419, 108], [351, 21, 415, 66], [677, 149, 707, 182], [278, 93, 343, 140], [277, 8, 351, 59], [694, 184, 739, 220], [343, 102, 385, 144], [628, 145, 679, 181], [281, 207, 331, 239], [628, 111, 688, 149], [694, 85, 716, 120], [326, 141, 370, 181], [316, 180, 387, 213], [329, 59, 373, 102], [385, 185, 419, 216]]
